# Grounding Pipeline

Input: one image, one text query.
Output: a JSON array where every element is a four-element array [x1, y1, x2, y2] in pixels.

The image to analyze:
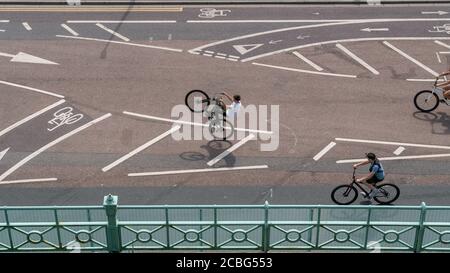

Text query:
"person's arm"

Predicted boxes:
[[356, 171, 375, 183], [221, 92, 234, 103], [353, 160, 369, 169]]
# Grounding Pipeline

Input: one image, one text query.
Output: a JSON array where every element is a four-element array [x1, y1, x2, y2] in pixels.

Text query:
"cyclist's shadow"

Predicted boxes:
[[413, 111, 450, 135], [179, 140, 236, 167]]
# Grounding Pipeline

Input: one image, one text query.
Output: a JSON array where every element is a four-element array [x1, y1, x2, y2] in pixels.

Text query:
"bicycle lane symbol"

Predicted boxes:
[[198, 8, 231, 18], [48, 107, 84, 132]]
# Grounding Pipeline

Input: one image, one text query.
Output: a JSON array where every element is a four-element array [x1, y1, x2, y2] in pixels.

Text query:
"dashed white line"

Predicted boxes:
[[204, 50, 214, 54], [252, 62, 357, 78], [0, 178, 57, 185], [336, 43, 379, 75], [0, 30, 5, 32], [337, 153, 450, 164], [436, 52, 442, 64], [187, 20, 345, 23], [0, 20, 9, 23], [383, 41, 439, 77], [228, 55, 240, 59], [0, 113, 111, 182], [207, 134, 255, 166], [203, 54, 213, 57], [214, 55, 226, 59], [56, 35, 183, 53], [61, 24, 79, 36], [227, 58, 239, 61], [313, 142, 336, 161], [0, 80, 65, 98], [102, 125, 181, 172], [67, 20, 177, 24], [335, 137, 450, 150], [128, 165, 269, 177], [22, 22, 32, 31], [96, 23, 130, 42], [0, 100, 65, 138], [292, 51, 323, 71], [393, 146, 405, 156], [216, 53, 227, 57]]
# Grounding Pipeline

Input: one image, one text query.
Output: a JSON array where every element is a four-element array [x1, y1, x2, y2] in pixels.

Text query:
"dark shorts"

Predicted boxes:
[[367, 176, 384, 184]]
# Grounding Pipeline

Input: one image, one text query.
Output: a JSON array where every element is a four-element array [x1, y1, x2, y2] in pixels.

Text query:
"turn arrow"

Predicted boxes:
[[0, 51, 58, 65], [421, 11, 449, 16], [0, 148, 10, 162], [360, 28, 390, 32], [269, 40, 283, 45]]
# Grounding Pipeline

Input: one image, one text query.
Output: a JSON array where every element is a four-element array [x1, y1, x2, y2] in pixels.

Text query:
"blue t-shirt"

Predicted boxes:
[[370, 162, 385, 180]]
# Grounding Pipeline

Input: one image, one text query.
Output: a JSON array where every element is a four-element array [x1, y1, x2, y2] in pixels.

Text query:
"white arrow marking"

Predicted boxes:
[[360, 27, 389, 32], [421, 11, 448, 16], [233, 44, 263, 55], [0, 51, 58, 65], [269, 40, 283, 44], [313, 12, 320, 15], [0, 147, 10, 161]]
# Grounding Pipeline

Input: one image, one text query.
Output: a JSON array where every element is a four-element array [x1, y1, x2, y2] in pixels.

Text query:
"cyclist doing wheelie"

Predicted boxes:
[[352, 153, 385, 200]]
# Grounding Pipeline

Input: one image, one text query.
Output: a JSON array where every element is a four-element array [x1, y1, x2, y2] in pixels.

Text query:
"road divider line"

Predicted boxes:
[[0, 113, 111, 182], [292, 51, 323, 71], [128, 165, 269, 177], [336, 43, 379, 75], [335, 137, 450, 150], [122, 111, 273, 135], [0, 80, 64, 98], [337, 153, 450, 164], [22, 22, 32, 31], [187, 20, 345, 23], [0, 178, 57, 185], [102, 125, 181, 172], [61, 24, 79, 36], [0, 20, 9, 23], [383, 41, 439, 77], [207, 134, 255, 166], [0, 99, 65, 138], [96, 23, 130, 42], [252, 62, 357, 78], [393, 146, 405, 155], [56, 35, 183, 53], [313, 142, 336, 161], [67, 20, 177, 24]]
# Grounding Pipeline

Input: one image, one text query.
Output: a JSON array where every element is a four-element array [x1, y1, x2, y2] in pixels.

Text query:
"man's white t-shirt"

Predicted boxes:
[[226, 101, 241, 118]]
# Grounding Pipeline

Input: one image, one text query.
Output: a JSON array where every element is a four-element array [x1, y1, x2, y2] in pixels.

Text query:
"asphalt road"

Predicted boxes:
[[1, 4, 450, 205]]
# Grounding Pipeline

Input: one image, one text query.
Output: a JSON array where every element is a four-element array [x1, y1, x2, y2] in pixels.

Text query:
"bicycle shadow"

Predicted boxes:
[[179, 140, 236, 167], [412, 111, 450, 135]]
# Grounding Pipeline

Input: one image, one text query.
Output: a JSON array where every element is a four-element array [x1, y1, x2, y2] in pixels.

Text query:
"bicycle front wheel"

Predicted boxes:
[[185, 90, 210, 113], [414, 90, 439, 112], [331, 185, 358, 205], [209, 119, 234, 140], [374, 183, 400, 205]]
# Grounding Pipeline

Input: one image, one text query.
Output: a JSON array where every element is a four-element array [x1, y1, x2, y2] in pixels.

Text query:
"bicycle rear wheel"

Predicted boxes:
[[374, 183, 400, 205], [185, 90, 210, 113], [331, 185, 358, 205], [209, 119, 234, 140], [414, 90, 439, 112]]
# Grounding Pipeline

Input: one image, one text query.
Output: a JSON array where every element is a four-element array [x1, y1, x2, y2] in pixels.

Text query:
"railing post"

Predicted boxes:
[[263, 201, 270, 253], [414, 202, 427, 253], [103, 194, 120, 253]]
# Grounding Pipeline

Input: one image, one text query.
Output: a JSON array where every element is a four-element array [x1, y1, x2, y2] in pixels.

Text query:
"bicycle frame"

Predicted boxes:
[[346, 169, 372, 196], [431, 77, 450, 105]]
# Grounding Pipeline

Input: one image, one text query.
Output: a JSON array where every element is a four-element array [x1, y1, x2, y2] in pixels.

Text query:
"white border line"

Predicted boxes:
[[61, 24, 79, 36], [96, 23, 130, 42], [336, 43, 379, 75], [0, 99, 65, 138], [207, 134, 255, 166], [313, 142, 336, 161], [0, 20, 9, 23], [252, 62, 357, 78], [292, 51, 323, 71], [0, 178, 57, 185], [335, 137, 450, 150], [435, 40, 450, 49], [102, 125, 180, 172], [187, 20, 345, 23], [382, 41, 439, 77], [128, 165, 269, 177], [0, 113, 111, 181], [0, 80, 65, 98], [22, 22, 32, 31], [337, 153, 450, 164], [406, 79, 445, 82], [67, 20, 177, 24], [56, 35, 183, 53], [122, 111, 273, 135]]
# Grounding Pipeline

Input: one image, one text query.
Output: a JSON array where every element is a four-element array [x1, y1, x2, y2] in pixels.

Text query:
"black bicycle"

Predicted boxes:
[[185, 90, 234, 140], [331, 170, 400, 205]]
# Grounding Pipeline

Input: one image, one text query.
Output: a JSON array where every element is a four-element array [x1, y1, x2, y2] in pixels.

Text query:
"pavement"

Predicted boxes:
[[1, 4, 450, 206]]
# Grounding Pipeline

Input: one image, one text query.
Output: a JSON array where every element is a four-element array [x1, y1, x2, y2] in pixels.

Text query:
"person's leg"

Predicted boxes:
[[444, 87, 450, 100]]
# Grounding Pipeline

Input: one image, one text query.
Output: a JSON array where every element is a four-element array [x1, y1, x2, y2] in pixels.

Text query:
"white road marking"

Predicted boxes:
[[216, 53, 227, 56], [67, 20, 177, 23], [168, 33, 172, 40], [393, 146, 405, 155], [204, 50, 214, 54], [313, 142, 336, 161], [439, 51, 450, 54], [292, 51, 323, 71], [122, 111, 274, 135], [337, 153, 450, 164], [214, 55, 226, 59], [203, 53, 213, 57], [383, 41, 439, 77], [227, 58, 239, 61], [0, 100, 65, 138], [336, 43, 380, 75], [421, 11, 448, 15], [96, 23, 130, 42], [0, 147, 9, 161], [0, 51, 58, 65], [22, 22, 32, 31], [233, 44, 264, 55], [406, 78, 445, 82], [56, 35, 183, 52], [0, 113, 111, 181], [0, 80, 64, 98], [228, 55, 240, 59], [0, 20, 9, 23], [102, 125, 181, 172], [435, 40, 450, 49], [0, 178, 57, 185], [335, 137, 450, 150], [187, 20, 345, 23], [207, 134, 255, 166], [360, 27, 389, 32], [128, 165, 269, 177], [0, 30, 4, 32], [436, 52, 442, 63], [61, 24, 79, 36], [252, 62, 357, 78]]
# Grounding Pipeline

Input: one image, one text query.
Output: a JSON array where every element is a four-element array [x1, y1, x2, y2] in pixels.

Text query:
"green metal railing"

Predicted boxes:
[[1, 195, 450, 252]]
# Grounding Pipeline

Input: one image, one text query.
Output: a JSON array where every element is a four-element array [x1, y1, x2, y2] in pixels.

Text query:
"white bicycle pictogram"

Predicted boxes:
[[198, 8, 231, 18], [429, 24, 450, 35], [47, 107, 84, 131]]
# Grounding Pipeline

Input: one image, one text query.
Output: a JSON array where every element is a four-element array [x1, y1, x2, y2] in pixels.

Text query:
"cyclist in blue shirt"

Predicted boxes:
[[353, 152, 385, 199]]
